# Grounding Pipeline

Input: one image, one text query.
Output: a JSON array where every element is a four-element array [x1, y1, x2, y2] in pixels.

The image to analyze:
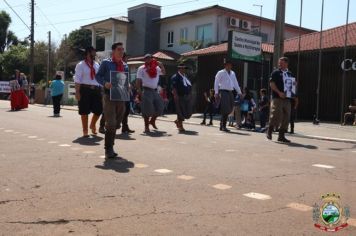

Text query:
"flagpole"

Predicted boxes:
[[315, 0, 324, 123], [340, 0, 350, 124]]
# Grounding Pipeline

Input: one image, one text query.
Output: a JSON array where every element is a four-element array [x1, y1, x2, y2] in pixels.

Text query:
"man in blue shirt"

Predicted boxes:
[[96, 42, 127, 158]]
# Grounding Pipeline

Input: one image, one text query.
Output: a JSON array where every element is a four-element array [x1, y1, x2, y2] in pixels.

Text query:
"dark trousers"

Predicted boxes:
[[122, 101, 130, 128], [202, 104, 214, 123], [220, 114, 228, 128], [260, 110, 268, 128], [290, 108, 296, 132], [103, 94, 125, 149], [52, 94, 62, 115]]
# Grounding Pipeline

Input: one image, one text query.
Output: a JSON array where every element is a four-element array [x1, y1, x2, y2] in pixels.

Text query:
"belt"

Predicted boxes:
[[143, 86, 157, 91], [219, 89, 233, 92], [80, 84, 101, 90]]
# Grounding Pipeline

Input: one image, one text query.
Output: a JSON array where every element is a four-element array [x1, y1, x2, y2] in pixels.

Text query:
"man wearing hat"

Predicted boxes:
[[96, 42, 128, 158], [136, 54, 166, 133], [171, 63, 193, 132], [74, 46, 102, 137], [214, 59, 242, 132]]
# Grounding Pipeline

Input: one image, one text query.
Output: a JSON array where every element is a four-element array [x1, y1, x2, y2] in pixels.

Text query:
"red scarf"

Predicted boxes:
[[85, 59, 96, 80], [144, 59, 158, 79], [112, 56, 125, 72]]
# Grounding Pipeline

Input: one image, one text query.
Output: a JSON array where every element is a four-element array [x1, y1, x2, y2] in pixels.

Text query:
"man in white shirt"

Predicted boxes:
[[136, 54, 166, 133], [74, 46, 102, 137], [214, 60, 242, 132]]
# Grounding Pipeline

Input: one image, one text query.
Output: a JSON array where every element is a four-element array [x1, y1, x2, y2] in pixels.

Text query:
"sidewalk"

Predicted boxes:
[[36, 104, 356, 144]]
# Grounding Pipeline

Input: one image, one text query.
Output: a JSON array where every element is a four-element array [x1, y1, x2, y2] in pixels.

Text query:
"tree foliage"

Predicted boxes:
[[0, 11, 19, 53]]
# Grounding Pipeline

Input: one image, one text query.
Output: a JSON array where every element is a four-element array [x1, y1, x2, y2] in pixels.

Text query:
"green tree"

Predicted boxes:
[[0, 11, 19, 53], [0, 44, 29, 80]]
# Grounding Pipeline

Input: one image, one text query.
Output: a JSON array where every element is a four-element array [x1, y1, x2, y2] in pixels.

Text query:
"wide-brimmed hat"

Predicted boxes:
[[144, 53, 152, 59], [85, 46, 96, 54], [177, 63, 188, 69]]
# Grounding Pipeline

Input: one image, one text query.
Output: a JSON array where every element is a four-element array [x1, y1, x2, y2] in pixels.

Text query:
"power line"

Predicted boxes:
[[36, 5, 61, 37], [3, 0, 31, 31]]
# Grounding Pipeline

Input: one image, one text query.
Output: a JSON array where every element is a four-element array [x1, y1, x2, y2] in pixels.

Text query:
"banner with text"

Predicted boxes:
[[228, 31, 262, 62], [0, 81, 11, 93]]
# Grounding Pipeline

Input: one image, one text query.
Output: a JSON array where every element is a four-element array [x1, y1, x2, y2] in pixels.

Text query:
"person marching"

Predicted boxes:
[[74, 46, 102, 137], [266, 57, 295, 142], [214, 60, 242, 132], [201, 89, 215, 126], [171, 63, 193, 132], [136, 54, 166, 133], [96, 42, 127, 158], [50, 74, 65, 117]]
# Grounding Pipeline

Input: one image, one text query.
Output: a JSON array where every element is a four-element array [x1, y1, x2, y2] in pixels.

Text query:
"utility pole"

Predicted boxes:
[[273, 0, 286, 68], [63, 34, 67, 81], [253, 4, 264, 89], [46, 31, 51, 88], [30, 0, 35, 90]]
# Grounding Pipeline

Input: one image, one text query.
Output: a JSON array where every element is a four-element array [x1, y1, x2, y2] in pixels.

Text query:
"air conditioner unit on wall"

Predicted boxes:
[[228, 17, 240, 28], [240, 20, 252, 30]]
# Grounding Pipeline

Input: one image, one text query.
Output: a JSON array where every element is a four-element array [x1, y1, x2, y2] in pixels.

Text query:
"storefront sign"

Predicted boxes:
[[228, 31, 262, 62], [0, 81, 11, 93], [341, 59, 356, 71]]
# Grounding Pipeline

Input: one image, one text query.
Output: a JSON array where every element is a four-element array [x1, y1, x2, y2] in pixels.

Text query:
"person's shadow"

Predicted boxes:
[[95, 157, 134, 173], [115, 133, 136, 140], [280, 141, 318, 150], [178, 130, 199, 136], [72, 135, 103, 146], [140, 130, 171, 138]]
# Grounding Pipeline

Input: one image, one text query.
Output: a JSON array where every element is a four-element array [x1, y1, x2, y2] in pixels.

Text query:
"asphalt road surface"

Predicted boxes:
[[1, 102, 356, 235]]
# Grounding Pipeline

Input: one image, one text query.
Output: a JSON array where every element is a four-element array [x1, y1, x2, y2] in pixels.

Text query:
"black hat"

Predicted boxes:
[[144, 53, 152, 59], [85, 46, 96, 54], [177, 63, 188, 69]]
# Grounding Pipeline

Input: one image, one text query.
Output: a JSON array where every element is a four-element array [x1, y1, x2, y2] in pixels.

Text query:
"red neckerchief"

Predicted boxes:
[[112, 56, 124, 72], [84, 59, 96, 80], [144, 59, 158, 79]]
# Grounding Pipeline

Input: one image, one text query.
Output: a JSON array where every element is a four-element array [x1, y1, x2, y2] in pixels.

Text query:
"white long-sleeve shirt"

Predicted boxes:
[[214, 69, 242, 95], [74, 60, 101, 86]]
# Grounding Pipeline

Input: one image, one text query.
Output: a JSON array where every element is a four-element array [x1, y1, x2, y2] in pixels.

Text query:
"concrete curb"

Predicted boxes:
[[33, 104, 356, 144]]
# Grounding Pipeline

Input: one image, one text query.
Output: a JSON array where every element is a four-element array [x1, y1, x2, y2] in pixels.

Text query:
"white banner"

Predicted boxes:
[[230, 31, 262, 62], [0, 81, 11, 93]]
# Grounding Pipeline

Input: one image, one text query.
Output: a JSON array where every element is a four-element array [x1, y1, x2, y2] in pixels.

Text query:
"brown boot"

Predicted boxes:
[[144, 116, 150, 133], [266, 125, 273, 140], [81, 115, 89, 137], [89, 114, 100, 135], [149, 116, 158, 129], [178, 120, 185, 132]]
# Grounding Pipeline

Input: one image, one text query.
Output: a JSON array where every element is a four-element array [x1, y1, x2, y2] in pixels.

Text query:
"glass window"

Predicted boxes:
[[196, 24, 213, 46], [180, 28, 188, 44], [167, 31, 174, 47]]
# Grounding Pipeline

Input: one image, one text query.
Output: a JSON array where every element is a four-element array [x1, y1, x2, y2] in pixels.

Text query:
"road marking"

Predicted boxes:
[[157, 138, 168, 141], [348, 218, 356, 227], [286, 203, 313, 212], [135, 163, 149, 168], [13, 132, 20, 134], [154, 169, 173, 174], [99, 155, 106, 159], [83, 151, 95, 154], [28, 136, 37, 139], [36, 138, 45, 141], [71, 147, 82, 151], [225, 149, 236, 152], [177, 175, 195, 180], [243, 192, 272, 200], [177, 141, 187, 145], [5, 188, 10, 191], [210, 141, 217, 144], [352, 151, 356, 153], [59, 144, 71, 147], [312, 164, 335, 169], [4, 130, 14, 132], [48, 141, 58, 144], [212, 184, 232, 190]]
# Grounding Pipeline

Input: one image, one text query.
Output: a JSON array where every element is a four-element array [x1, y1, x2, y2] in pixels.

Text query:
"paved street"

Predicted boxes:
[[0, 101, 356, 235]]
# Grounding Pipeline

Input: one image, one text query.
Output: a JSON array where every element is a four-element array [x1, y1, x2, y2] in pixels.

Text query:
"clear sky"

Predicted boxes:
[[1, 0, 355, 46]]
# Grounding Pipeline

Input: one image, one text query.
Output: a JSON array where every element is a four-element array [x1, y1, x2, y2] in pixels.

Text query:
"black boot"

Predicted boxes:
[[266, 125, 273, 140], [278, 129, 291, 143], [200, 120, 206, 125], [105, 130, 118, 158], [105, 146, 118, 158]]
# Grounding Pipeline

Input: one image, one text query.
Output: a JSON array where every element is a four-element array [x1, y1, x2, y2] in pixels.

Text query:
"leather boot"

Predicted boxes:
[[149, 116, 158, 129], [105, 130, 117, 158], [278, 129, 291, 143], [81, 115, 89, 137], [266, 125, 273, 140], [178, 120, 185, 132], [90, 114, 100, 135], [144, 117, 150, 133]]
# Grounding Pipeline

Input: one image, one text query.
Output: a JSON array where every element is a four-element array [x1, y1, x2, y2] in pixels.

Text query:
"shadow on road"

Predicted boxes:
[[140, 130, 171, 137], [282, 142, 318, 150], [115, 133, 136, 140], [224, 130, 251, 136], [95, 158, 134, 173], [178, 130, 199, 136], [72, 135, 103, 146]]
